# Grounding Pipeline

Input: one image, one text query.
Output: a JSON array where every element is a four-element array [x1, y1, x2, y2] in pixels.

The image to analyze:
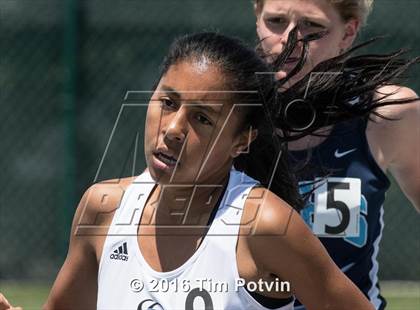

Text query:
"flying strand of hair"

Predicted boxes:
[[256, 27, 420, 141]]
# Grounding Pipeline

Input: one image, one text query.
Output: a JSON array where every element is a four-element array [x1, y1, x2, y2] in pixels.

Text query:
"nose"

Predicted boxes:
[[280, 22, 301, 45], [164, 109, 188, 143], [277, 24, 305, 62]]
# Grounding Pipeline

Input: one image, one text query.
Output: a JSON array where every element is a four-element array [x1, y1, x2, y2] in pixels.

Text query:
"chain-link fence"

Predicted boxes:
[[1, 0, 419, 285]]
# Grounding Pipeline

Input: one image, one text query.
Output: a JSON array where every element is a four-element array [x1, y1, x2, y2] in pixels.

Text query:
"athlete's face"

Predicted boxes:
[[144, 60, 253, 185], [256, 0, 359, 83]]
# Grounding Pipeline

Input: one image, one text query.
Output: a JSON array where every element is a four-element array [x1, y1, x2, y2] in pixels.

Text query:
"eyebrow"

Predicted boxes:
[[161, 85, 181, 100], [159, 85, 223, 114], [264, 10, 327, 22], [194, 103, 223, 115], [263, 11, 287, 17]]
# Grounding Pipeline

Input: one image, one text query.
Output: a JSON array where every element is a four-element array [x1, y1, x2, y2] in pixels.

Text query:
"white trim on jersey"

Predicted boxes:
[[367, 206, 385, 309]]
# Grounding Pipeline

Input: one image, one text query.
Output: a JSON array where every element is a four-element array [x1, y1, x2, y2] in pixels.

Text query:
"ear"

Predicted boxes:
[[231, 127, 258, 158], [339, 19, 360, 52]]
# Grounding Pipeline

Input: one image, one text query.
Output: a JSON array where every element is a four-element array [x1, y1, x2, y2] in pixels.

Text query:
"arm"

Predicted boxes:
[[43, 186, 100, 310], [367, 86, 420, 211], [247, 188, 374, 310], [43, 179, 129, 309]]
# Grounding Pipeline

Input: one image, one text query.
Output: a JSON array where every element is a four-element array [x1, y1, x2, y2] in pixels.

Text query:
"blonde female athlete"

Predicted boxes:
[[253, 1, 420, 309]]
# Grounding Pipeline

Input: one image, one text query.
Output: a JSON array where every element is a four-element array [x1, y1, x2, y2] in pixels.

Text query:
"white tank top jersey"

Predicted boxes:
[[97, 169, 294, 310]]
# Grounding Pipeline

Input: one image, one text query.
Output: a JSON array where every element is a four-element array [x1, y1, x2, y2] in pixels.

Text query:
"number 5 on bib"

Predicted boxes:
[[312, 177, 361, 237]]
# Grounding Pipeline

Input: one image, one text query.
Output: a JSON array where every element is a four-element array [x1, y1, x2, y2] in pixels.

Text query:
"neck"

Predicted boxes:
[[151, 174, 230, 226]]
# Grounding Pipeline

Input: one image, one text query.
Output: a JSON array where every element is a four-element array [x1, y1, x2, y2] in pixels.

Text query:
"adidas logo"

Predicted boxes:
[[110, 242, 129, 261]]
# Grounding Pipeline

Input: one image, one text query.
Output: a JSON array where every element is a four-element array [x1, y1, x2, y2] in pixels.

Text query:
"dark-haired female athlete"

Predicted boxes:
[[35, 31, 415, 310]]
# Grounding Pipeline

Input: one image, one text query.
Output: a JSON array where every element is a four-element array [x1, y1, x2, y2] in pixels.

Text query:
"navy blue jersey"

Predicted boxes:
[[290, 118, 390, 310]]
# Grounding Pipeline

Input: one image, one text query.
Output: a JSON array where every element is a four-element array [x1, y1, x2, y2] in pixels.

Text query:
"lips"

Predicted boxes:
[[152, 149, 179, 170]]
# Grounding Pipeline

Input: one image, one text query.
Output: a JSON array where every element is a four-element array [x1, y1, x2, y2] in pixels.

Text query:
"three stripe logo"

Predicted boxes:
[[110, 242, 129, 261], [114, 242, 128, 255]]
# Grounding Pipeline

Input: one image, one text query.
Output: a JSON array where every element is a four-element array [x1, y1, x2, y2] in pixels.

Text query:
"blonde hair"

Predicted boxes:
[[253, 0, 374, 26]]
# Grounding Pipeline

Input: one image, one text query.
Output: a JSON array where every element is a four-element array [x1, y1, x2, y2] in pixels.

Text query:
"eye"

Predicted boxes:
[[195, 113, 213, 126], [266, 16, 287, 26], [301, 20, 325, 30], [160, 98, 177, 110]]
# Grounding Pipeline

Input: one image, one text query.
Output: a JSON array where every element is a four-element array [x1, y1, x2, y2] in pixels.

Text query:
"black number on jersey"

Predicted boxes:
[[185, 288, 214, 310], [326, 182, 351, 234]]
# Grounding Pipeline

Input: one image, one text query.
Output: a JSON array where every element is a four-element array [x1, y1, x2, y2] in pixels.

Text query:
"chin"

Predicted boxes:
[[147, 168, 171, 185]]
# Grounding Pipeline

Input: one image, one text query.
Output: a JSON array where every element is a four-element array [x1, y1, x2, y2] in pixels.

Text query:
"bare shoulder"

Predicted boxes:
[[43, 176, 138, 309], [367, 85, 419, 169], [238, 186, 300, 276], [72, 176, 138, 259], [376, 85, 418, 99], [242, 187, 296, 237], [371, 85, 419, 121], [76, 177, 136, 228]]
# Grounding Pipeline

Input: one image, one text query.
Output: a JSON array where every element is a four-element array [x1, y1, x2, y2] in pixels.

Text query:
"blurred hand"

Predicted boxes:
[[0, 293, 22, 310]]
